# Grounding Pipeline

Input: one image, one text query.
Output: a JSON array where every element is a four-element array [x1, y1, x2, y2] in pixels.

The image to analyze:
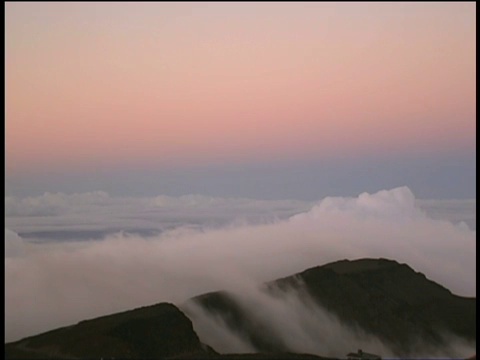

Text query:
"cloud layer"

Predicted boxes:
[[5, 187, 476, 356], [5, 192, 312, 239], [5, 190, 475, 241]]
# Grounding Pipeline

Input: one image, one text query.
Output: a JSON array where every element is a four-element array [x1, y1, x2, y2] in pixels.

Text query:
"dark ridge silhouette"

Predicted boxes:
[[190, 258, 476, 356], [5, 302, 215, 359], [5, 258, 475, 359]]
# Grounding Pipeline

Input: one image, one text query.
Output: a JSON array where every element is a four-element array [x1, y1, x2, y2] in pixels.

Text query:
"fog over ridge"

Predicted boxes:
[[5, 186, 476, 355], [183, 277, 475, 358]]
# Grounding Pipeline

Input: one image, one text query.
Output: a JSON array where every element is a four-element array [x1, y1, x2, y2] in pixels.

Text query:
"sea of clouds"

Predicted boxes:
[[5, 187, 476, 357]]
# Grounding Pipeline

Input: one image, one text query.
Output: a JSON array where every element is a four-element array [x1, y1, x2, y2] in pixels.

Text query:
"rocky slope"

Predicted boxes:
[[5, 302, 215, 359], [188, 258, 476, 356], [5, 258, 475, 359]]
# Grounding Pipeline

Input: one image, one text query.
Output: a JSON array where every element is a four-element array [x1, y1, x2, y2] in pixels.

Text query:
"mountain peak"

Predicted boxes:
[[190, 258, 475, 357], [320, 258, 401, 274]]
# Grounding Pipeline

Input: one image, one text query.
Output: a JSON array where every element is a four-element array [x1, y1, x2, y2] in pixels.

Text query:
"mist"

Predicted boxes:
[[5, 187, 476, 356], [183, 279, 475, 358], [183, 279, 396, 358]]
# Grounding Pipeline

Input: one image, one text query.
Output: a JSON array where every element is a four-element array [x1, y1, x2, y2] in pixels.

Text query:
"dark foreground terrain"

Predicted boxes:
[[5, 302, 215, 359], [5, 258, 476, 359], [189, 258, 475, 356]]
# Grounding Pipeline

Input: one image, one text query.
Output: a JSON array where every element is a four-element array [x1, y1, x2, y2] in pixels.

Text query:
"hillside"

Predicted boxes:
[[5, 302, 215, 359], [188, 258, 476, 356], [4, 303, 337, 360], [5, 258, 475, 359]]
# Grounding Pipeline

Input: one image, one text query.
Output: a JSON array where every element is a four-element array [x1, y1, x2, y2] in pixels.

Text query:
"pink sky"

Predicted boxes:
[[5, 2, 476, 174]]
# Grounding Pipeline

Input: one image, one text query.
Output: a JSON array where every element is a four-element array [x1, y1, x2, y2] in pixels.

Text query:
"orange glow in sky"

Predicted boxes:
[[5, 2, 476, 173]]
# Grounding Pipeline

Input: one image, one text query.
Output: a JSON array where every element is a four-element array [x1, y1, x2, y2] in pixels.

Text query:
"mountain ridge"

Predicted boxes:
[[5, 258, 476, 359], [188, 258, 475, 357]]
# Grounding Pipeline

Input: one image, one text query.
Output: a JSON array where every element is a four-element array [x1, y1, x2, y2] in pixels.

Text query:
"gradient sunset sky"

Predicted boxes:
[[5, 2, 476, 199]]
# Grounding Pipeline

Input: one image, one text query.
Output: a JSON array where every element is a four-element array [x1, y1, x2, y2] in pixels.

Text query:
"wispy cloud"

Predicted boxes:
[[184, 278, 475, 358]]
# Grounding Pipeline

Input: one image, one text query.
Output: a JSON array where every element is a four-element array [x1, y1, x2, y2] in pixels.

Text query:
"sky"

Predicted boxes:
[[4, 4, 476, 355], [5, 2, 476, 200]]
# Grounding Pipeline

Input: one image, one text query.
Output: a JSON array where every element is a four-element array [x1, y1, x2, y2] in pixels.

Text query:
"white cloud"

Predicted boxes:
[[292, 186, 424, 222], [5, 193, 312, 237], [4, 187, 476, 357], [5, 191, 475, 239]]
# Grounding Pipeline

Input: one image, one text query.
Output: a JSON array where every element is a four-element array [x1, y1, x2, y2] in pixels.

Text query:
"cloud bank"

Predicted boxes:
[[5, 192, 312, 239], [5, 187, 476, 357], [6, 190, 475, 240]]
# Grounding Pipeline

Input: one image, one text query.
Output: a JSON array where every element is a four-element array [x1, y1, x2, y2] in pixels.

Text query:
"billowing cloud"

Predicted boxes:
[[5, 187, 476, 358]]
